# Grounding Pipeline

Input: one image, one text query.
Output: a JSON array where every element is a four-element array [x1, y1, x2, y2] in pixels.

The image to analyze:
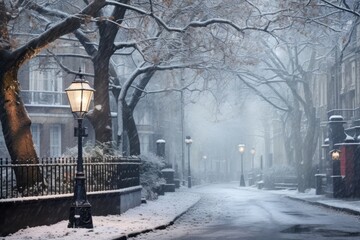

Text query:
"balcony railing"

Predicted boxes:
[[0, 157, 140, 199], [21, 90, 68, 106]]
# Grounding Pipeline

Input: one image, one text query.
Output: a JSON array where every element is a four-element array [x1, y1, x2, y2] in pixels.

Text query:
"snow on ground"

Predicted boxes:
[[267, 187, 360, 213], [3, 189, 200, 240], [3, 184, 360, 240]]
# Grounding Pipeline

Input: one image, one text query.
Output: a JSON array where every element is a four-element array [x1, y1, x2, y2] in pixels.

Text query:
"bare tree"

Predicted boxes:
[[33, 0, 288, 156], [0, 0, 106, 190]]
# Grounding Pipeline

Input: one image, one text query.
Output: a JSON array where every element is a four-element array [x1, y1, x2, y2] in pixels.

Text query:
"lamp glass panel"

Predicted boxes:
[[66, 81, 94, 118]]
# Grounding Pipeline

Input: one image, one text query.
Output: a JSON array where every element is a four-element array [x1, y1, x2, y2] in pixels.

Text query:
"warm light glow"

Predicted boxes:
[[251, 148, 256, 155], [65, 72, 95, 119], [331, 150, 340, 160], [238, 144, 245, 153]]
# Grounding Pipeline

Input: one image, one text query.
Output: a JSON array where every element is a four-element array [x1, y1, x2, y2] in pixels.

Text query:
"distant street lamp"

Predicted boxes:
[[250, 148, 256, 186], [203, 155, 207, 181], [251, 148, 256, 170], [66, 68, 94, 228], [238, 144, 245, 187], [185, 136, 193, 188]]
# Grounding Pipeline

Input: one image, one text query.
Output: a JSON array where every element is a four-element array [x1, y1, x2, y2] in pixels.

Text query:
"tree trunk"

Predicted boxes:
[[291, 99, 305, 192], [0, 0, 106, 191], [91, 57, 113, 151], [122, 71, 155, 156], [122, 102, 140, 156], [0, 68, 42, 191], [81, 2, 129, 153], [302, 108, 319, 189]]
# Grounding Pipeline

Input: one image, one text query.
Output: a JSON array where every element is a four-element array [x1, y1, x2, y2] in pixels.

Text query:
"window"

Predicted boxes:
[[31, 124, 41, 155], [29, 58, 63, 104], [50, 125, 61, 157], [134, 109, 151, 125], [341, 63, 345, 92], [351, 61, 356, 88]]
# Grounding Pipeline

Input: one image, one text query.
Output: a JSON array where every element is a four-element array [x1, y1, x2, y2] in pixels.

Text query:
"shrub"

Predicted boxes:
[[139, 153, 166, 200], [64, 143, 167, 199], [62, 141, 121, 159]]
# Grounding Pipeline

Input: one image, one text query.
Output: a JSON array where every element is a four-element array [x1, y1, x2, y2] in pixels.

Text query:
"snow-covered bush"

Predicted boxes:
[[63, 143, 167, 199], [63, 141, 122, 159], [139, 153, 166, 200], [263, 165, 296, 189], [62, 142, 123, 191]]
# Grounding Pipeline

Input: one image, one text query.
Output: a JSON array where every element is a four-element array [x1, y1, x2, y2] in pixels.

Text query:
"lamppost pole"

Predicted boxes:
[[238, 144, 245, 187], [66, 69, 94, 228], [250, 148, 255, 186], [203, 155, 207, 182], [181, 81, 185, 186], [77, 119, 84, 173], [185, 136, 193, 188]]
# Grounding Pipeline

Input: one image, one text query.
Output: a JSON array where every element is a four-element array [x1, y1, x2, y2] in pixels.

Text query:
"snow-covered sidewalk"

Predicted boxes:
[[2, 188, 200, 240], [3, 185, 360, 240], [268, 188, 360, 216]]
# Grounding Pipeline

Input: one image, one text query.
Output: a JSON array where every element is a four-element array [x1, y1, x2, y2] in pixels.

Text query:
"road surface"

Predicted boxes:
[[131, 183, 360, 240]]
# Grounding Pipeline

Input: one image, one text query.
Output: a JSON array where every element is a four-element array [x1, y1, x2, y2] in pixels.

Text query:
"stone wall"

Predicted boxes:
[[0, 186, 142, 236]]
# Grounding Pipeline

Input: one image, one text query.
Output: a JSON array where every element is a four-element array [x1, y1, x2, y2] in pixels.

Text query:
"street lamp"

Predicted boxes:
[[203, 155, 207, 182], [250, 148, 256, 186], [330, 149, 342, 198], [238, 144, 245, 186], [331, 149, 340, 161], [251, 148, 255, 170], [66, 68, 94, 228], [185, 136, 193, 188]]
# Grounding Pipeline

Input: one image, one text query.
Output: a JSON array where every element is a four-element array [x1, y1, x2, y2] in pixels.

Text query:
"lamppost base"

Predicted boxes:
[[68, 173, 93, 228], [68, 202, 93, 228], [240, 174, 246, 187], [188, 176, 192, 188], [331, 175, 343, 198]]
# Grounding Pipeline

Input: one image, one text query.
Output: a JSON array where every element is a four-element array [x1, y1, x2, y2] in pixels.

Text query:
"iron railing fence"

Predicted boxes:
[[0, 157, 140, 199]]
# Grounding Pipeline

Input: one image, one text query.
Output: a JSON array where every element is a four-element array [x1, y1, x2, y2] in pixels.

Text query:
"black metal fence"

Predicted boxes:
[[0, 157, 140, 199]]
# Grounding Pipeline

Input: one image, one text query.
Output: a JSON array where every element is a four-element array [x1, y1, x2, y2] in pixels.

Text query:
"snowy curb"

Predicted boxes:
[[3, 190, 201, 240], [123, 193, 201, 240], [286, 196, 360, 216]]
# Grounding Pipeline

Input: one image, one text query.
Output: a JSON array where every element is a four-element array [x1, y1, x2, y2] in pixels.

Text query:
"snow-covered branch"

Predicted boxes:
[[9, 0, 107, 68], [105, 0, 279, 35], [236, 74, 290, 112], [319, 0, 360, 17], [47, 49, 94, 78]]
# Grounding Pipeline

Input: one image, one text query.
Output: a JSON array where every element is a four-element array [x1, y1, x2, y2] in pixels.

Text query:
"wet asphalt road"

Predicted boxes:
[[130, 183, 360, 240]]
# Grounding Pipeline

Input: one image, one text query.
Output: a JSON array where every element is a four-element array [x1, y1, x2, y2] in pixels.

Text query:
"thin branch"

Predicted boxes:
[[320, 0, 360, 17], [237, 74, 289, 112], [47, 49, 94, 78]]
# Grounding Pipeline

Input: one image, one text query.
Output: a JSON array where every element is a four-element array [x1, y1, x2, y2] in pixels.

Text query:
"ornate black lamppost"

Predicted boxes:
[[66, 69, 94, 228], [238, 144, 245, 186], [185, 136, 193, 188]]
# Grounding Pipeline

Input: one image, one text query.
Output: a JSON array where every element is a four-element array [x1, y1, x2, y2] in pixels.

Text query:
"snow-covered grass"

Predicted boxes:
[[3, 189, 200, 240]]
